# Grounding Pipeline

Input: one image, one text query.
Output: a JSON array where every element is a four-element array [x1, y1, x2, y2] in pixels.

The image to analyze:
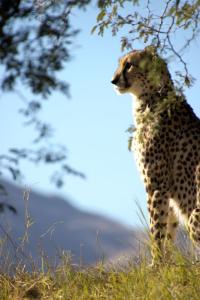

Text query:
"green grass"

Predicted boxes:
[[1, 253, 200, 300], [0, 193, 198, 300]]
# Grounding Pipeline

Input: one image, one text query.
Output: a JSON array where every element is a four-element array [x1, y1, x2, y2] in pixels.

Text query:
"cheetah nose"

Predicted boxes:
[[111, 76, 119, 85]]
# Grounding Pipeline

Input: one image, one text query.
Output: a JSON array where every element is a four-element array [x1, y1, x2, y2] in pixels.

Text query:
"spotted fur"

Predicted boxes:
[[111, 47, 200, 264]]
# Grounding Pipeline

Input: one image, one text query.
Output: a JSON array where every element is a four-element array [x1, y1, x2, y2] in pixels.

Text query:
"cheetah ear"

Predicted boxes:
[[144, 45, 158, 56], [139, 46, 159, 71]]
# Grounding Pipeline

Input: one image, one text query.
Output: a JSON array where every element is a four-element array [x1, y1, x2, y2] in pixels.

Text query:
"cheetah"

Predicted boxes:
[[111, 46, 200, 264]]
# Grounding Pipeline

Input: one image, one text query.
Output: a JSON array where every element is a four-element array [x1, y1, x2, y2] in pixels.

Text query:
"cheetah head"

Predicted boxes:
[[111, 47, 171, 98]]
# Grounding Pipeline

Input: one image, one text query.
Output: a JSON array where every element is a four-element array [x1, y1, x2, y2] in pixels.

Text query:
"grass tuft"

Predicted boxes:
[[1, 251, 200, 300], [0, 191, 199, 299]]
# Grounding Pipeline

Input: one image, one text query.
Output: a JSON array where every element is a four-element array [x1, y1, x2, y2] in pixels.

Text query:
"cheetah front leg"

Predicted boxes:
[[148, 190, 170, 265], [188, 206, 200, 248], [167, 206, 179, 242], [165, 205, 179, 261]]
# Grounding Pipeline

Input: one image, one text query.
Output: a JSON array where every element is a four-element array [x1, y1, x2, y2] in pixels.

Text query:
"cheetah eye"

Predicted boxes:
[[124, 62, 132, 70]]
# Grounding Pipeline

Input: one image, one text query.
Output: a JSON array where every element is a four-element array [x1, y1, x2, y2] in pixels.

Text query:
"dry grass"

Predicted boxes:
[[1, 190, 199, 299], [0, 250, 200, 300]]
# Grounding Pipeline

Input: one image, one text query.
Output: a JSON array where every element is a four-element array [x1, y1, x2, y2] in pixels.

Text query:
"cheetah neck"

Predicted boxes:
[[131, 94, 142, 126], [131, 79, 175, 116], [132, 90, 198, 131], [131, 93, 157, 128]]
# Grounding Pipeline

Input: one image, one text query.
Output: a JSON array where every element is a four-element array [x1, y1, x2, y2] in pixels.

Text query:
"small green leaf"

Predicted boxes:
[[112, 5, 118, 16], [128, 137, 133, 151], [126, 125, 136, 133], [91, 25, 97, 34], [97, 10, 106, 22]]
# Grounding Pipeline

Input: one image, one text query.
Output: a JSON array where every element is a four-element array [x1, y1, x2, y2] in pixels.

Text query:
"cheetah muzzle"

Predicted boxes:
[[111, 46, 200, 265]]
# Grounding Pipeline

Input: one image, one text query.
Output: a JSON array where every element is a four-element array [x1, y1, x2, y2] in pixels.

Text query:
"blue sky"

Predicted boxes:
[[1, 2, 200, 227]]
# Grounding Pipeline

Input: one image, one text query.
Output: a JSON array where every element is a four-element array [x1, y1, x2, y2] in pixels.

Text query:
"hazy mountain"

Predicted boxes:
[[0, 180, 143, 270]]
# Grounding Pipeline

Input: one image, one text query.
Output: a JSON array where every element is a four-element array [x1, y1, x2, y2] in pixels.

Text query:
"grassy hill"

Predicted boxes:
[[0, 180, 140, 267], [0, 181, 199, 299], [1, 252, 200, 300]]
